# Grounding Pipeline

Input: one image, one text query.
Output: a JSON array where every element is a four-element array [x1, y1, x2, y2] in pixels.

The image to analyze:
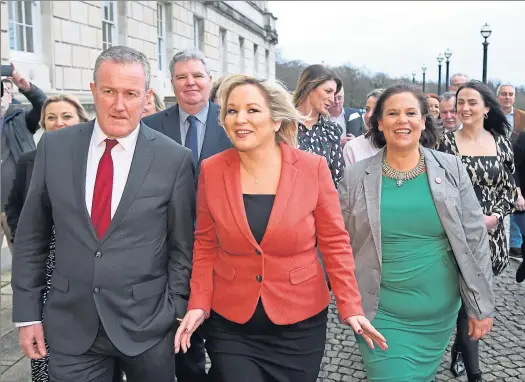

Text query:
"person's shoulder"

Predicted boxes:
[[142, 106, 174, 127], [344, 107, 362, 115]]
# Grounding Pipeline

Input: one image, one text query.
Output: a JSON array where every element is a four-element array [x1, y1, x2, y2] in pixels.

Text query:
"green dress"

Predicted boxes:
[[356, 174, 461, 381]]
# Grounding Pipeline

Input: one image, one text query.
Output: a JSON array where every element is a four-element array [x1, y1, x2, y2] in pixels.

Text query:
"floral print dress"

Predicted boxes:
[[297, 115, 346, 187], [437, 132, 517, 275]]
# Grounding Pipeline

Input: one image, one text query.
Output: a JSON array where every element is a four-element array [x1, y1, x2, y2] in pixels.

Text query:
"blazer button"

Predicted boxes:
[[93, 287, 100, 294], [95, 251, 102, 258], [255, 249, 261, 255], [255, 275, 263, 283]]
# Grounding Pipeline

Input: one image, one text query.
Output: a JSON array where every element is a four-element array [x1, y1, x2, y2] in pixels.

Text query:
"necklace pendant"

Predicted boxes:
[[396, 179, 404, 187]]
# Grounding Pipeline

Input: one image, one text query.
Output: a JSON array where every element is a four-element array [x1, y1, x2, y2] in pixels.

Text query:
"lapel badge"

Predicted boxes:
[[435, 177, 442, 184]]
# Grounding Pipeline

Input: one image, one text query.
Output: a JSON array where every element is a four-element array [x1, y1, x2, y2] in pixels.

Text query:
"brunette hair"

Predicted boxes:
[[292, 64, 342, 108], [368, 83, 438, 148]]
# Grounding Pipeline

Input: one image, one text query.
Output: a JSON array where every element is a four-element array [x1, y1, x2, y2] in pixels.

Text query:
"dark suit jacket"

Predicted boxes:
[[187, 142, 364, 324], [142, 101, 232, 181], [12, 121, 196, 357], [343, 107, 366, 137], [5, 150, 37, 240]]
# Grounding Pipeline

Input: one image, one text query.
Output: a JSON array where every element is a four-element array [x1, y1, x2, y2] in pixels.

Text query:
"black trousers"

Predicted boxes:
[[48, 323, 175, 382], [175, 328, 207, 382], [453, 303, 480, 376]]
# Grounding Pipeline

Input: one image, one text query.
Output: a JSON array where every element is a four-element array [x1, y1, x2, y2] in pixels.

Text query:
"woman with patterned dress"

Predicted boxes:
[[340, 83, 495, 382], [293, 64, 346, 188], [437, 81, 516, 382]]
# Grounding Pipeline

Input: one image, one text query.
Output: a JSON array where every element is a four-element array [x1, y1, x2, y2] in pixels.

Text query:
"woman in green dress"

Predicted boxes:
[[338, 84, 495, 381]]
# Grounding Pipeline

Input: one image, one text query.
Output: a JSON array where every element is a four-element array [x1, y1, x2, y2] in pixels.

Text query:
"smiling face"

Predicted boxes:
[[426, 97, 440, 118], [308, 80, 337, 115], [44, 101, 81, 131], [378, 92, 426, 152], [172, 59, 212, 114], [90, 60, 147, 138], [223, 84, 279, 153], [456, 88, 490, 127]]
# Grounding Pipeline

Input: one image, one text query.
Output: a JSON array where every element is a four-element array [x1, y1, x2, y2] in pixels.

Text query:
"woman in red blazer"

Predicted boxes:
[[175, 75, 386, 382]]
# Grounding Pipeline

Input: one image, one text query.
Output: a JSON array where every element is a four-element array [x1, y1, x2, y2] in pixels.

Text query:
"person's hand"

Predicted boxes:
[[468, 317, 493, 340], [483, 215, 498, 231], [18, 324, 47, 359], [345, 315, 388, 350], [8, 63, 30, 92], [174, 309, 207, 354], [340, 134, 355, 147], [515, 195, 525, 211]]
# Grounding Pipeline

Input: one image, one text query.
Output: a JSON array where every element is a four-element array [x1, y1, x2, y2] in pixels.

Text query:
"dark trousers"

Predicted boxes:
[[175, 327, 207, 382], [453, 304, 480, 376], [48, 323, 175, 382]]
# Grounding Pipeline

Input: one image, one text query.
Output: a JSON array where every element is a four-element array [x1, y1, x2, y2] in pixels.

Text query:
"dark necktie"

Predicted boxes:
[[91, 139, 118, 240], [185, 115, 199, 166]]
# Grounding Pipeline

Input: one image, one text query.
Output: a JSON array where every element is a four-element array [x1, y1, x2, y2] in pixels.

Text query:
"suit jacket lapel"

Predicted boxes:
[[72, 121, 99, 241], [223, 150, 261, 249], [260, 143, 298, 247], [363, 150, 383, 264], [101, 123, 156, 243], [423, 147, 462, 239], [199, 102, 220, 164], [163, 105, 182, 144]]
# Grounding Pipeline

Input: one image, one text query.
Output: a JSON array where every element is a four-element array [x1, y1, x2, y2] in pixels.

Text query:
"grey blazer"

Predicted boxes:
[[338, 147, 495, 321], [11, 121, 196, 357]]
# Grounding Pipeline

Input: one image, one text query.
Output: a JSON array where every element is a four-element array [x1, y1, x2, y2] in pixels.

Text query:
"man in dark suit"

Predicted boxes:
[[12, 46, 195, 382], [143, 48, 231, 381], [329, 86, 366, 147], [143, 49, 232, 183]]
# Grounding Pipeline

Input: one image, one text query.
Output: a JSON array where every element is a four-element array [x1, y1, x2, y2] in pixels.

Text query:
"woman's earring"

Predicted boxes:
[[484, 113, 488, 119]]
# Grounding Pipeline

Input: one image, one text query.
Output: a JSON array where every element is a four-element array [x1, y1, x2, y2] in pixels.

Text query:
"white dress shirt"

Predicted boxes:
[[16, 120, 141, 327]]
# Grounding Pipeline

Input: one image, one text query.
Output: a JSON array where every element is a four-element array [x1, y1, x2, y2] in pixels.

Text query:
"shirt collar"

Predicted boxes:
[[507, 107, 514, 117], [93, 119, 141, 151], [179, 102, 210, 125]]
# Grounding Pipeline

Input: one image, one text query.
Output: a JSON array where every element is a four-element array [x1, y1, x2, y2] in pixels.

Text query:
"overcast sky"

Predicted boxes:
[[268, 1, 525, 86]]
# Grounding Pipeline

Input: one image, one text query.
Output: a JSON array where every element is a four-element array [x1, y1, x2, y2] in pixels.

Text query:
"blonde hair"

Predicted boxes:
[[218, 75, 305, 147], [151, 90, 166, 112], [39, 94, 89, 129]]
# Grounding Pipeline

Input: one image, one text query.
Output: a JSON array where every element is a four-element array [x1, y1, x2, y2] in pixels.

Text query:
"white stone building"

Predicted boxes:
[[1, 0, 278, 114]]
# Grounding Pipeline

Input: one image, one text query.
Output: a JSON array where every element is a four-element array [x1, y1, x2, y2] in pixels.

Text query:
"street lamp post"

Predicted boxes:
[[444, 49, 452, 90], [422, 65, 427, 92], [412, 71, 416, 84], [437, 53, 444, 95], [480, 23, 492, 83]]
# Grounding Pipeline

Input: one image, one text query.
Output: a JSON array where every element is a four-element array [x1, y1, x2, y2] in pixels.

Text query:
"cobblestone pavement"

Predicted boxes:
[[317, 259, 525, 382], [2, 259, 524, 381]]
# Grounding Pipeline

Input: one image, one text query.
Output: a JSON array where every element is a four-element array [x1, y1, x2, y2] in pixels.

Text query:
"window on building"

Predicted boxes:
[[219, 29, 227, 75], [239, 37, 245, 72], [102, 1, 117, 51], [8, 0, 34, 52], [253, 44, 258, 77], [157, 3, 165, 71], [194, 17, 203, 50], [265, 49, 270, 78]]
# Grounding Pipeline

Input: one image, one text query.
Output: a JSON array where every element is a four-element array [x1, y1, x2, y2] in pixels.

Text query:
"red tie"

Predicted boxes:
[[91, 139, 118, 240]]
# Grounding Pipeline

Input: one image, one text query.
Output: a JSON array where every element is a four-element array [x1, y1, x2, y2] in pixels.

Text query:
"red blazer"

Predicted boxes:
[[187, 142, 364, 325]]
